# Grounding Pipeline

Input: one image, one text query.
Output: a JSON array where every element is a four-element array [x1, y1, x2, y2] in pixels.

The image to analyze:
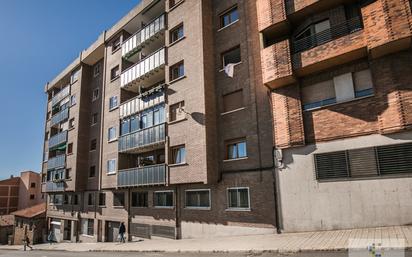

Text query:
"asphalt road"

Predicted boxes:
[[0, 251, 411, 257]]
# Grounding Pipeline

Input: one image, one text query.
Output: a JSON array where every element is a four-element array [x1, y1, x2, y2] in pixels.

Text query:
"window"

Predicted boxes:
[[293, 19, 331, 53], [88, 193, 95, 206], [220, 6, 239, 28], [108, 127, 117, 142], [99, 193, 106, 206], [113, 192, 125, 207], [170, 61, 184, 81], [169, 0, 180, 8], [65, 168, 71, 179], [30, 194, 35, 200], [64, 194, 70, 205], [222, 46, 241, 67], [314, 142, 412, 181], [93, 63, 101, 77], [69, 118, 75, 129], [51, 194, 63, 205], [131, 192, 148, 207], [169, 101, 185, 122], [170, 145, 186, 164], [81, 219, 94, 236], [227, 188, 250, 210], [30, 182, 36, 188], [91, 113, 98, 125], [353, 69, 374, 97], [71, 68, 80, 84], [89, 166, 96, 178], [70, 95, 76, 106], [67, 143, 73, 155], [47, 111, 51, 120], [154, 191, 174, 207], [112, 37, 121, 52], [111, 66, 120, 80], [226, 139, 247, 160], [223, 90, 243, 113], [72, 194, 79, 205], [170, 23, 184, 44], [109, 96, 118, 110], [107, 159, 116, 174], [92, 88, 99, 102], [185, 190, 210, 209], [90, 139, 97, 151]]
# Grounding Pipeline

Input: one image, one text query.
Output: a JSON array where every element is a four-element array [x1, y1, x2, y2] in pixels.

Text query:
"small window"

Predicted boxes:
[[170, 61, 184, 81], [111, 66, 120, 80], [223, 90, 243, 113], [169, 101, 185, 122], [30, 194, 35, 200], [222, 46, 241, 67], [92, 88, 99, 102], [64, 194, 70, 205], [87, 193, 95, 206], [90, 139, 97, 151], [70, 95, 76, 106], [71, 68, 80, 84], [353, 69, 374, 98], [170, 145, 186, 164], [113, 192, 125, 207], [66, 168, 71, 179], [227, 187, 250, 210], [170, 23, 184, 44], [81, 219, 94, 236], [220, 6, 239, 28], [99, 193, 106, 206], [89, 166, 96, 178], [72, 194, 79, 205], [93, 63, 101, 77], [108, 127, 117, 142], [154, 191, 174, 207], [185, 190, 210, 209], [302, 79, 336, 111], [91, 113, 98, 125], [112, 37, 121, 53], [107, 159, 116, 174], [46, 111, 51, 120], [109, 96, 118, 110], [226, 139, 247, 160], [30, 182, 36, 188], [67, 143, 73, 155], [69, 118, 75, 129], [131, 192, 148, 207]]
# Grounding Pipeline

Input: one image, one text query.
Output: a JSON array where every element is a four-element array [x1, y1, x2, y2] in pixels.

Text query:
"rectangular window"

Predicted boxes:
[[87, 193, 95, 206], [223, 90, 243, 113], [170, 61, 184, 81], [112, 37, 121, 52], [226, 139, 247, 160], [92, 88, 99, 102], [154, 191, 174, 207], [109, 96, 118, 110], [91, 113, 98, 125], [70, 95, 76, 106], [81, 219, 94, 236], [89, 166, 96, 178], [185, 190, 210, 209], [107, 159, 116, 174], [93, 63, 101, 77], [30, 194, 35, 200], [71, 68, 80, 84], [99, 193, 106, 206], [67, 143, 73, 155], [302, 79, 336, 110], [69, 118, 75, 129], [222, 46, 241, 67], [169, 101, 185, 122], [353, 69, 374, 97], [108, 127, 117, 141], [113, 192, 125, 207], [64, 194, 70, 205], [30, 182, 36, 188], [220, 6, 239, 28], [131, 192, 148, 207], [170, 23, 184, 44], [121, 118, 131, 135], [170, 145, 186, 164], [111, 66, 120, 81], [227, 188, 250, 210], [90, 139, 97, 151], [72, 194, 79, 205]]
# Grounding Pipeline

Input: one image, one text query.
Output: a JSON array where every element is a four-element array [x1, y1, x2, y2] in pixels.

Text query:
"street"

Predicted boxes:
[[0, 251, 412, 257]]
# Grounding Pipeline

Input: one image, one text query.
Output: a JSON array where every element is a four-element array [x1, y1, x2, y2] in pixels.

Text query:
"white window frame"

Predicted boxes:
[[107, 159, 117, 174], [226, 187, 251, 211], [219, 5, 239, 30], [108, 127, 117, 142], [93, 63, 101, 77], [184, 189, 211, 210], [70, 95, 76, 106], [109, 96, 118, 111], [153, 190, 174, 208]]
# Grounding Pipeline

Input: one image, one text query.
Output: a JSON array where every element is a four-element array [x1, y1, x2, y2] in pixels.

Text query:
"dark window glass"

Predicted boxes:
[[220, 6, 239, 28], [132, 192, 148, 207], [154, 191, 173, 207], [222, 46, 241, 67], [228, 188, 250, 209], [226, 139, 247, 159], [170, 61, 184, 81], [113, 192, 125, 207], [185, 190, 210, 208], [170, 24, 184, 43]]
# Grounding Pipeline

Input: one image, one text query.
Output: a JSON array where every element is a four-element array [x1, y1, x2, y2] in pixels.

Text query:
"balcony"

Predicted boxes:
[[285, 0, 319, 15], [47, 155, 66, 170], [120, 86, 165, 119], [48, 131, 68, 149], [121, 47, 166, 90], [50, 108, 69, 127], [44, 181, 65, 192], [118, 164, 167, 187], [119, 123, 166, 153], [257, 0, 287, 32], [122, 14, 166, 59], [51, 86, 70, 107]]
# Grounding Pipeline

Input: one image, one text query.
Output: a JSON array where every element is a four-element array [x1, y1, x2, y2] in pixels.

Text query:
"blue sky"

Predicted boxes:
[[0, 0, 140, 179]]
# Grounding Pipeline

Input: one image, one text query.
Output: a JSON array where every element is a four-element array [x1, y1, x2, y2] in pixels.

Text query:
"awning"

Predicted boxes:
[[51, 221, 61, 226]]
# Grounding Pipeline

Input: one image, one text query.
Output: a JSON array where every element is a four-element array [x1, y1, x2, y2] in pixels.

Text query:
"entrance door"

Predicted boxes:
[[63, 220, 71, 240], [50, 219, 62, 242], [106, 221, 120, 242]]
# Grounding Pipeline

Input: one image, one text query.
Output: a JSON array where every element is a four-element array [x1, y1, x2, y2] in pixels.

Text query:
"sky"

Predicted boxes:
[[0, 0, 141, 179]]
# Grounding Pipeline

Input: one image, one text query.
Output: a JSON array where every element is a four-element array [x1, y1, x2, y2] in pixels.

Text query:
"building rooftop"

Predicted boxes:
[[11, 203, 46, 219]]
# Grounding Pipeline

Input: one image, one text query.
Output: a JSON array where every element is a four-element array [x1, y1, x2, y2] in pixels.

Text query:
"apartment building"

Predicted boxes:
[[42, 0, 276, 242], [258, 0, 412, 232]]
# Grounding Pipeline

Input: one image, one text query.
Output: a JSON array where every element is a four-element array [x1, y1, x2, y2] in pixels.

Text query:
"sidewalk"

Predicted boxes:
[[2, 225, 412, 253]]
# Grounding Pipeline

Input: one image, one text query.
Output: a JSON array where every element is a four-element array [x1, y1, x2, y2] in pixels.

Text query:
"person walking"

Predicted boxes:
[[24, 235, 33, 251], [119, 222, 126, 243], [47, 231, 54, 245]]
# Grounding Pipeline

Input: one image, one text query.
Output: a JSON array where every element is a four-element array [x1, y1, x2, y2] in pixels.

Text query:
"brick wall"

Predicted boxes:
[[256, 0, 286, 31]]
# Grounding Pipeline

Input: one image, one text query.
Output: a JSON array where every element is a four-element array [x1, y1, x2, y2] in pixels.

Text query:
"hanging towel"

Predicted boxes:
[[224, 63, 236, 78]]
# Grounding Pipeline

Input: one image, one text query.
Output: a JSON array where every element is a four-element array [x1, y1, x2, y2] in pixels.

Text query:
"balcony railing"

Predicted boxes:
[[45, 181, 65, 192], [118, 164, 166, 187], [50, 108, 69, 127], [121, 47, 166, 88], [119, 123, 166, 152], [291, 17, 363, 54], [120, 87, 165, 119], [47, 155, 66, 170], [51, 86, 70, 107], [48, 131, 68, 149], [122, 14, 166, 59]]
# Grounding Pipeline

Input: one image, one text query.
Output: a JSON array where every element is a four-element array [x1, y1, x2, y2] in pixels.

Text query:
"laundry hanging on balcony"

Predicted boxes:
[[224, 63, 236, 78]]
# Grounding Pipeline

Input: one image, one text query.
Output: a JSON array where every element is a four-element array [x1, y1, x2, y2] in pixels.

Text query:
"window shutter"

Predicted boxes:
[[301, 80, 335, 105], [314, 151, 349, 180], [353, 69, 373, 91], [348, 147, 378, 177], [377, 143, 412, 175], [223, 90, 243, 112], [333, 72, 355, 102]]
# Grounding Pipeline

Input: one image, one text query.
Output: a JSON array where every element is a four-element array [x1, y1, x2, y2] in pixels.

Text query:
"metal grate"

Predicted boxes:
[[117, 164, 166, 187], [130, 223, 151, 239], [151, 225, 176, 239], [315, 151, 349, 180], [377, 143, 412, 175]]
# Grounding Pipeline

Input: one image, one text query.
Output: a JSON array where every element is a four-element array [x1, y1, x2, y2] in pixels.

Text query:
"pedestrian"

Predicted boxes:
[[47, 231, 54, 245], [119, 222, 126, 243], [25, 235, 33, 250]]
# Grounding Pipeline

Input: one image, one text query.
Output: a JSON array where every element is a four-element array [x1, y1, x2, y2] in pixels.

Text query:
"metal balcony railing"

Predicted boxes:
[[120, 87, 165, 119], [291, 17, 363, 54], [118, 164, 166, 187], [121, 47, 166, 88], [122, 14, 166, 59], [51, 86, 70, 107], [119, 123, 166, 152], [50, 108, 69, 127], [48, 131, 68, 149], [47, 155, 66, 170], [45, 181, 65, 192]]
